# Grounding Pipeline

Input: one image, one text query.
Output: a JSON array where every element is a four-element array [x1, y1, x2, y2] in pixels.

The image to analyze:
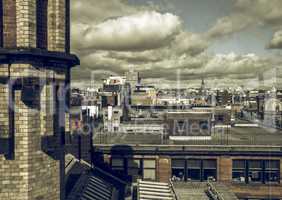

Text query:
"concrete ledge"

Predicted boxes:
[[0, 48, 80, 67]]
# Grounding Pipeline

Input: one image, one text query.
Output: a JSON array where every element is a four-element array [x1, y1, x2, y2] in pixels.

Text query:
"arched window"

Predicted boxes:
[[36, 0, 48, 49]]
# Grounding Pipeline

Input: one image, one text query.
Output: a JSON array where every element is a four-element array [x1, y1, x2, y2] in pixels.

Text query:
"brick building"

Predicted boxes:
[[94, 125, 282, 200], [0, 0, 79, 199]]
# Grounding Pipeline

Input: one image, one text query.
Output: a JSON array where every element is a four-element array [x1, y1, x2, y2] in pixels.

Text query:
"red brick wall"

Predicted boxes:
[[218, 156, 232, 182], [157, 157, 171, 182]]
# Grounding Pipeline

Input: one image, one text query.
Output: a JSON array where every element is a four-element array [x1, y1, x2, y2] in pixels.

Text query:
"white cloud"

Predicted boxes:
[[206, 0, 282, 41], [70, 0, 282, 88], [268, 29, 282, 49], [78, 11, 181, 51]]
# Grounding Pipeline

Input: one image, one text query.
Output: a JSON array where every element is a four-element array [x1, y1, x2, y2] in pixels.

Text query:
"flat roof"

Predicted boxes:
[[93, 125, 282, 149]]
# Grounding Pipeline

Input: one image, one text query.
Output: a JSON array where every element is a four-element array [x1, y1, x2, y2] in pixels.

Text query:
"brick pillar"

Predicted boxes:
[[3, 0, 17, 48], [0, 79, 9, 138], [218, 156, 232, 183], [16, 0, 36, 48], [157, 157, 171, 183], [48, 0, 66, 52], [40, 76, 54, 137]]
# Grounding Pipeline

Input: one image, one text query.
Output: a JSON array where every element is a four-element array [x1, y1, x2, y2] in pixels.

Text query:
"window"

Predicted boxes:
[[265, 160, 280, 184], [171, 160, 185, 181], [187, 159, 201, 181], [232, 160, 246, 183], [172, 159, 217, 182], [36, 0, 48, 49], [111, 158, 125, 174], [199, 120, 209, 130], [248, 160, 263, 183], [232, 159, 280, 184], [128, 159, 142, 182], [203, 160, 217, 181], [143, 159, 156, 181]]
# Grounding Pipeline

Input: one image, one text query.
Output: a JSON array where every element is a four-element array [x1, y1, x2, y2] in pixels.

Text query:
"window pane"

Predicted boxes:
[[143, 169, 156, 180], [172, 159, 185, 168], [265, 160, 280, 170], [233, 160, 245, 169], [232, 171, 246, 183], [187, 160, 201, 168], [143, 160, 156, 168], [248, 171, 263, 183], [265, 171, 280, 183], [203, 160, 216, 169], [203, 169, 217, 181], [187, 169, 201, 181], [172, 168, 185, 181], [249, 160, 262, 169]]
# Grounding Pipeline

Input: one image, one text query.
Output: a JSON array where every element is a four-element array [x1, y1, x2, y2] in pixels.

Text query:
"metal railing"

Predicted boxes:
[[169, 179, 179, 200], [206, 181, 225, 200]]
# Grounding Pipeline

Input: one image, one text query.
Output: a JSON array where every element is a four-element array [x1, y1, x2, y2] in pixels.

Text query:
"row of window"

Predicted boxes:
[[111, 158, 156, 181], [232, 160, 280, 184], [110, 158, 280, 184], [171, 159, 217, 182]]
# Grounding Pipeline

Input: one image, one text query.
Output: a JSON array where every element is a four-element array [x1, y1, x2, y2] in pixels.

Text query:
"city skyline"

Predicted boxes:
[[71, 0, 282, 89]]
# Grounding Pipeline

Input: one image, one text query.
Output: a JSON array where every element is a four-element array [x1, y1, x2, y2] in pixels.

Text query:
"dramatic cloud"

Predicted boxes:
[[74, 11, 181, 51], [70, 0, 282, 89], [206, 14, 252, 39], [268, 30, 282, 49], [206, 0, 282, 40], [172, 31, 209, 56]]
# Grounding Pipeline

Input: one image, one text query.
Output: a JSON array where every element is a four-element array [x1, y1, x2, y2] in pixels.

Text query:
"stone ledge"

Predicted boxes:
[[0, 48, 80, 68]]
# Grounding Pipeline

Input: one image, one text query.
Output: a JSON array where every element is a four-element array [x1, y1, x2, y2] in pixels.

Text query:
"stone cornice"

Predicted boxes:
[[0, 48, 80, 68]]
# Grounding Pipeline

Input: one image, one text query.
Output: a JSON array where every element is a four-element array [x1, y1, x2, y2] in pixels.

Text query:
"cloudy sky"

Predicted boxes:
[[71, 0, 282, 89]]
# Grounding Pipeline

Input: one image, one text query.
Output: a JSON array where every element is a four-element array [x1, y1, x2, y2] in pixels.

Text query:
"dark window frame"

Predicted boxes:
[[171, 159, 217, 182], [127, 158, 143, 181], [143, 159, 157, 181], [232, 159, 280, 184]]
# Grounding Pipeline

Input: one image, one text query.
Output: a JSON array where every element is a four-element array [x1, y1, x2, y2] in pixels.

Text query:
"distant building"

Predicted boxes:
[[216, 89, 232, 106], [103, 106, 123, 132], [131, 86, 157, 106], [165, 111, 212, 140], [125, 68, 139, 90]]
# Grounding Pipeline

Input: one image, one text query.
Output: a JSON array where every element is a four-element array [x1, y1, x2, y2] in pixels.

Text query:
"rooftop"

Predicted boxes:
[[173, 182, 239, 200], [94, 125, 282, 147]]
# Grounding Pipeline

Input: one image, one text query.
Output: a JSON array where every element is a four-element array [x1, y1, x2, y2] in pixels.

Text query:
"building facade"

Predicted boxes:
[[96, 145, 282, 200]]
